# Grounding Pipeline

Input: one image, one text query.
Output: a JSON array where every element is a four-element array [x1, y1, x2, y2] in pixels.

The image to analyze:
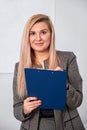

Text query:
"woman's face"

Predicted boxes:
[[29, 22, 51, 53]]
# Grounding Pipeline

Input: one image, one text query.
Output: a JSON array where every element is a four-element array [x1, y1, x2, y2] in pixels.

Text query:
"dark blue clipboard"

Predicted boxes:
[[24, 68, 67, 110]]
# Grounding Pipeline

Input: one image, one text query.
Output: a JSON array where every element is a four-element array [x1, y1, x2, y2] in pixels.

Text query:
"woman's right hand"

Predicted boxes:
[[23, 97, 42, 115]]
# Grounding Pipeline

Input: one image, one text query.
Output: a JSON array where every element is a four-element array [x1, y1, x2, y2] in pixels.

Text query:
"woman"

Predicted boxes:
[[13, 14, 85, 130]]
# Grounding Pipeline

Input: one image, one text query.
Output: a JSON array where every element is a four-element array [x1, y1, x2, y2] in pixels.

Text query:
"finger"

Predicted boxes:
[[24, 97, 38, 109], [28, 105, 40, 113], [28, 100, 42, 107], [29, 100, 42, 110], [55, 66, 63, 71], [23, 100, 42, 114], [30, 104, 41, 111], [25, 97, 38, 102]]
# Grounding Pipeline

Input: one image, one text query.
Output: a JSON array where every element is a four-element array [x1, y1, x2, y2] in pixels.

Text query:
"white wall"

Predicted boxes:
[[55, 0, 87, 129], [0, 0, 55, 130], [0, 0, 55, 73], [0, 74, 20, 130], [0, 0, 87, 129]]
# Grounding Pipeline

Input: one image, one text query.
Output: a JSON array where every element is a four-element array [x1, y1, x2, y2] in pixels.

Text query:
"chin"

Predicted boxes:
[[35, 48, 48, 52]]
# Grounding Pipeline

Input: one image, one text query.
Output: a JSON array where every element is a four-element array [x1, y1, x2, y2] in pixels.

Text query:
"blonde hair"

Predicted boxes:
[[17, 14, 60, 97]]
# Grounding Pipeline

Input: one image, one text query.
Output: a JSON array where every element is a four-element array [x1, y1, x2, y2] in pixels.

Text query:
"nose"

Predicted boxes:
[[36, 33, 41, 40]]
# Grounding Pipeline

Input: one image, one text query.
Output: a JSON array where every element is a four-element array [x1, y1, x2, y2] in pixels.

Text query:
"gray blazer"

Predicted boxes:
[[13, 51, 85, 130]]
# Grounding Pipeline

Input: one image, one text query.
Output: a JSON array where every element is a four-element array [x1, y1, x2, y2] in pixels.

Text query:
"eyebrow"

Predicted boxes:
[[30, 29, 49, 32]]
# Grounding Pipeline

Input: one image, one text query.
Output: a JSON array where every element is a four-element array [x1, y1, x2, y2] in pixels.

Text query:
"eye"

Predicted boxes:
[[41, 31, 47, 34], [29, 32, 35, 36]]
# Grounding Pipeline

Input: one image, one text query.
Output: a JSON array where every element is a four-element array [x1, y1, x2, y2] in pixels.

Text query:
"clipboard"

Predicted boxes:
[[24, 68, 67, 110]]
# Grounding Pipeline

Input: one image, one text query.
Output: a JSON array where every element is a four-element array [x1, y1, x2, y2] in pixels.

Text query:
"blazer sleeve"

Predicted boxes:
[[66, 52, 83, 109], [12, 63, 31, 122]]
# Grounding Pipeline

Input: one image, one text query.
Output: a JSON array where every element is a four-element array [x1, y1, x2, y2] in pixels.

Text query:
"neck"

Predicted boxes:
[[34, 51, 49, 66]]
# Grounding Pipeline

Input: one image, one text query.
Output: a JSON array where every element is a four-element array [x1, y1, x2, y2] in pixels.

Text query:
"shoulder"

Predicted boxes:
[[56, 50, 75, 57], [13, 62, 19, 73], [56, 50, 76, 60], [15, 62, 19, 68], [56, 50, 78, 70]]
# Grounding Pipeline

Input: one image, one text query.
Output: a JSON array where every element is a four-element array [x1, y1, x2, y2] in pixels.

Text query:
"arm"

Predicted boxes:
[[13, 63, 29, 121], [13, 63, 31, 121], [13, 63, 41, 122], [66, 52, 83, 109]]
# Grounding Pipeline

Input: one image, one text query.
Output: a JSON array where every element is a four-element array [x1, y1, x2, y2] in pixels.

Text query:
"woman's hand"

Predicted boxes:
[[55, 66, 63, 71], [23, 97, 42, 115]]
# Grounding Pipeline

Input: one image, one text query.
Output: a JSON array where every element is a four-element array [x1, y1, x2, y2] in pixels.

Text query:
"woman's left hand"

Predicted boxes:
[[54, 66, 63, 71]]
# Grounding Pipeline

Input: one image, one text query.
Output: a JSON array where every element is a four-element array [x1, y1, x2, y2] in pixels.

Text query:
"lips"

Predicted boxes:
[[35, 43, 44, 46]]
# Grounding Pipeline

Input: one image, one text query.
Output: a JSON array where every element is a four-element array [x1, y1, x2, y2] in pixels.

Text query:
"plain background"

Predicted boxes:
[[0, 0, 87, 129]]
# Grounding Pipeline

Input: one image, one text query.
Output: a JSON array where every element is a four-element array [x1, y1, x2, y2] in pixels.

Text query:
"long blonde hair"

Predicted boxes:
[[17, 14, 60, 97]]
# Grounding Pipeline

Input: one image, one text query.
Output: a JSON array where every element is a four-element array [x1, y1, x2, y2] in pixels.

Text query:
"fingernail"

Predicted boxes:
[[35, 97, 38, 100], [40, 101, 42, 104]]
